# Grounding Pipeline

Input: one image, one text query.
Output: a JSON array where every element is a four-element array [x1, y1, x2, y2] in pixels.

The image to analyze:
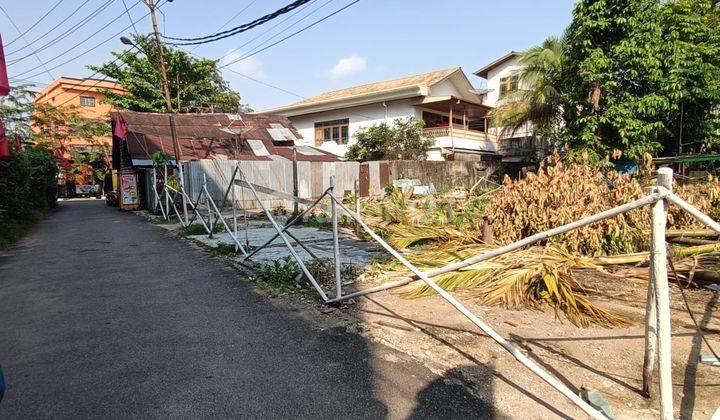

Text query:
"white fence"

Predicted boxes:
[[184, 158, 368, 210]]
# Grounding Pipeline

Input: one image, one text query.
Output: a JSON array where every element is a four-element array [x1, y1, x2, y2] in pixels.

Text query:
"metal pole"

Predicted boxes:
[[243, 189, 331, 261], [203, 183, 247, 256], [237, 166, 329, 301], [232, 175, 238, 253], [203, 173, 214, 238], [652, 168, 674, 419], [292, 146, 299, 216], [329, 194, 607, 420], [164, 163, 169, 219], [354, 178, 360, 237], [330, 176, 342, 299]]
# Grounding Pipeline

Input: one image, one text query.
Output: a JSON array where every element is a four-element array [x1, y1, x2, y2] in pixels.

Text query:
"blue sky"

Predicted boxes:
[[2, 0, 575, 110]]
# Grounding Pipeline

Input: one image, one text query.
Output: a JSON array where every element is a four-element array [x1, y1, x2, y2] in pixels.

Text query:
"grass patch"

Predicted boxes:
[[150, 214, 181, 225]]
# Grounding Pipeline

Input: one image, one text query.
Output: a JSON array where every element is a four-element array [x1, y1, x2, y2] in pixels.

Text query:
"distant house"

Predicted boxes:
[[257, 67, 499, 162], [33, 77, 126, 158], [474, 51, 545, 167]]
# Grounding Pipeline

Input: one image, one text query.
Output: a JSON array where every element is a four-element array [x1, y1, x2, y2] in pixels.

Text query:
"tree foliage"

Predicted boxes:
[[496, 0, 720, 161], [31, 104, 110, 156], [0, 83, 36, 140], [89, 35, 248, 113], [492, 37, 565, 141], [344, 117, 432, 161]]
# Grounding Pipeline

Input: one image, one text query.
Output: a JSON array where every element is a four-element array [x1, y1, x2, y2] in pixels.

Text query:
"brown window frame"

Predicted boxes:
[[314, 119, 349, 145], [80, 96, 96, 107], [499, 75, 519, 96]]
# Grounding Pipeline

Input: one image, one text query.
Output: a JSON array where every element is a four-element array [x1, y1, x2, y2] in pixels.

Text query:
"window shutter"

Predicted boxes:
[[314, 126, 323, 146]]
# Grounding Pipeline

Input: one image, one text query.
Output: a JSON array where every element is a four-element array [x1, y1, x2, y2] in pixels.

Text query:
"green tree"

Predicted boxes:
[[0, 83, 36, 140], [345, 118, 432, 161], [31, 104, 110, 156], [561, 0, 668, 161], [492, 36, 565, 141], [89, 35, 248, 113], [658, 0, 720, 154]]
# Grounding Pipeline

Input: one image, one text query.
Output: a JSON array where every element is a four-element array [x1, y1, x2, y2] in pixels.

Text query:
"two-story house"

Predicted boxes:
[[257, 67, 499, 162]]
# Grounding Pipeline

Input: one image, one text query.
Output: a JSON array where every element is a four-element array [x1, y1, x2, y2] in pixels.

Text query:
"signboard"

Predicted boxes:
[[119, 171, 139, 210], [75, 184, 100, 195]]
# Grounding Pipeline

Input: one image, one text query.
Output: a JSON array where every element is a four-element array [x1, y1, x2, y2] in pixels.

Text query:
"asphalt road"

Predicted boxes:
[[0, 199, 493, 419]]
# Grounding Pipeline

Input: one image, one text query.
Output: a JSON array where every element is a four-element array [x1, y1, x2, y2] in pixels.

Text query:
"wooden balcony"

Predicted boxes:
[[423, 125, 496, 142]]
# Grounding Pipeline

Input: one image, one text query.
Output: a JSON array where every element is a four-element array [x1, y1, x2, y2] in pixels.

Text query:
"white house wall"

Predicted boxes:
[[289, 98, 421, 157], [482, 57, 524, 108]]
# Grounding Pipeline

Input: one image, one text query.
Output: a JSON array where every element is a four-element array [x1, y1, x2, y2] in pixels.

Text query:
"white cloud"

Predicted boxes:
[[328, 54, 367, 79], [220, 50, 268, 81]]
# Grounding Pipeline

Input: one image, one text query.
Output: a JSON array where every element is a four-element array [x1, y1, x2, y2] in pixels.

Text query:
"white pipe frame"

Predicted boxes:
[[327, 191, 610, 419]]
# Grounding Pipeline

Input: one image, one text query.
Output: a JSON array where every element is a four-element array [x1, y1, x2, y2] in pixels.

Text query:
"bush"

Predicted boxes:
[[344, 117, 432, 161], [0, 146, 58, 248]]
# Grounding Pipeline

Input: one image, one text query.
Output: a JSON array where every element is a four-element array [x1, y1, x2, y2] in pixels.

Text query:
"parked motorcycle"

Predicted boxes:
[[105, 191, 119, 207]]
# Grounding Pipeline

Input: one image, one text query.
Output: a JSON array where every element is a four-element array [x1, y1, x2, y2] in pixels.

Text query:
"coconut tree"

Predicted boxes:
[[491, 36, 565, 142]]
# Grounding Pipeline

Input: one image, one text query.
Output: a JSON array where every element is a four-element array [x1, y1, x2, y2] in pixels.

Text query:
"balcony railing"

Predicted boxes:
[[423, 125, 496, 142]]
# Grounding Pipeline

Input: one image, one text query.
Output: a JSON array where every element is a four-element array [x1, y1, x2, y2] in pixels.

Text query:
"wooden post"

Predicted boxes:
[[646, 167, 674, 419], [449, 102, 454, 152]]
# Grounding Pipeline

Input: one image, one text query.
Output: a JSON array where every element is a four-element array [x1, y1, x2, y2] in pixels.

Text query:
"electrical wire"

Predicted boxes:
[[7, 0, 115, 58], [215, 0, 320, 64], [9, 0, 138, 68], [0, 5, 56, 81], [219, 0, 360, 69], [188, 0, 258, 53], [6, 0, 92, 55], [3, 0, 65, 47], [122, 0, 141, 36], [163, 0, 312, 45], [233, 0, 332, 62], [11, 1, 162, 81]]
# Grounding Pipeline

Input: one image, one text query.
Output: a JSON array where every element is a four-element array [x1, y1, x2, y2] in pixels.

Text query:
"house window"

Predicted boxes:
[[80, 96, 96, 107], [314, 119, 349, 145], [499, 75, 519, 96]]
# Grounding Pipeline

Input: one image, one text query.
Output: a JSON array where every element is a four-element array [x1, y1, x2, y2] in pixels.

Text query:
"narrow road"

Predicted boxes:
[[0, 200, 492, 418]]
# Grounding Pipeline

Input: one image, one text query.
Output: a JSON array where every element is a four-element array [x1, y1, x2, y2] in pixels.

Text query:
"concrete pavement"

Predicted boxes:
[[0, 199, 493, 418]]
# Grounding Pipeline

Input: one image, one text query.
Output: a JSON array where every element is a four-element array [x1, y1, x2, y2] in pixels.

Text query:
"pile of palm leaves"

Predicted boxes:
[[383, 245, 633, 327]]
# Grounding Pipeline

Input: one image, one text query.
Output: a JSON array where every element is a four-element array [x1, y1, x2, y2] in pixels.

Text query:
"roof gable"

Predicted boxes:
[[473, 51, 520, 79], [258, 67, 465, 116]]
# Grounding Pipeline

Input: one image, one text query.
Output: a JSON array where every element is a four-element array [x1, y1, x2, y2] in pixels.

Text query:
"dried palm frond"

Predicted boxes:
[[394, 245, 628, 327]]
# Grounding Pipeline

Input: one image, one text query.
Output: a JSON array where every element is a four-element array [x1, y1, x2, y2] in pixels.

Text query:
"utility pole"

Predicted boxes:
[[142, 0, 188, 223]]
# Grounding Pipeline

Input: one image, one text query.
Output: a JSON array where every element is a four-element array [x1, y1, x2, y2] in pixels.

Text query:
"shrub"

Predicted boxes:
[[344, 117, 432, 161], [0, 146, 58, 248]]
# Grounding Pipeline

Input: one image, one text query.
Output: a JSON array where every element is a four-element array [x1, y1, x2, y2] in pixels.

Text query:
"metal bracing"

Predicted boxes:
[[162, 161, 718, 419]]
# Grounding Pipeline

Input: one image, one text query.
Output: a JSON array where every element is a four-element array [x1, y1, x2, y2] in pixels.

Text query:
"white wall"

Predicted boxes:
[[482, 56, 524, 108], [289, 98, 420, 157]]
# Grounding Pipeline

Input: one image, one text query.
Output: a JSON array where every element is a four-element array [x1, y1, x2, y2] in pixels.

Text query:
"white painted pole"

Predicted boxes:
[[642, 267, 658, 398], [664, 189, 720, 235], [330, 194, 608, 420], [330, 177, 342, 299], [653, 167, 674, 420], [232, 175, 238, 253], [164, 163, 170, 220]]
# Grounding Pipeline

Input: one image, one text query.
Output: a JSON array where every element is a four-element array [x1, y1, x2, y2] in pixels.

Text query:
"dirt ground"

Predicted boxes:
[[269, 269, 720, 419], [149, 213, 719, 419]]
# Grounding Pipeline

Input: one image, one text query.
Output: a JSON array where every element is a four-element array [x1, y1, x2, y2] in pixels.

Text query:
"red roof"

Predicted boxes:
[[115, 111, 338, 164]]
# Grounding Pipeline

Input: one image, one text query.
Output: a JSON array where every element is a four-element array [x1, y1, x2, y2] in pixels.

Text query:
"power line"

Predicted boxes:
[[3, 0, 65, 47], [6, 0, 92, 55], [121, 0, 141, 36], [8, 0, 116, 60], [188, 0, 258, 53], [219, 0, 360, 69], [233, 0, 332, 62], [163, 0, 312, 46], [222, 66, 305, 99], [10, 1, 156, 80], [0, 5, 56, 81], [216, 0, 320, 64]]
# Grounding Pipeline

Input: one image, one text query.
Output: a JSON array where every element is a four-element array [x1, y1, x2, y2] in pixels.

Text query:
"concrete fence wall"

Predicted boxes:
[[182, 158, 498, 210]]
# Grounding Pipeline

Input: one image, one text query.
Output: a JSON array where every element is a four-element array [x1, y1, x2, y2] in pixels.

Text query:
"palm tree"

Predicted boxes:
[[492, 36, 565, 141]]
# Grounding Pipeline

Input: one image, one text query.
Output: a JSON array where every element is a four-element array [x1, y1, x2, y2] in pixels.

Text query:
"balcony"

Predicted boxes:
[[423, 124, 496, 142]]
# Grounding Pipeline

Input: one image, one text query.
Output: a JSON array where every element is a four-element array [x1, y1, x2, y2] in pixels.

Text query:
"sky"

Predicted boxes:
[[1, 0, 576, 110]]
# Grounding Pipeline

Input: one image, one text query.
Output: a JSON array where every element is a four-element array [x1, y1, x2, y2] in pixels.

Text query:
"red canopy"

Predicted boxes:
[[0, 34, 9, 96], [0, 118, 9, 158]]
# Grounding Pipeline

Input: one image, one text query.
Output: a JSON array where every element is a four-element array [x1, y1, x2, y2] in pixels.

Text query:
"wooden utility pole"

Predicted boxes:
[[142, 0, 188, 223]]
